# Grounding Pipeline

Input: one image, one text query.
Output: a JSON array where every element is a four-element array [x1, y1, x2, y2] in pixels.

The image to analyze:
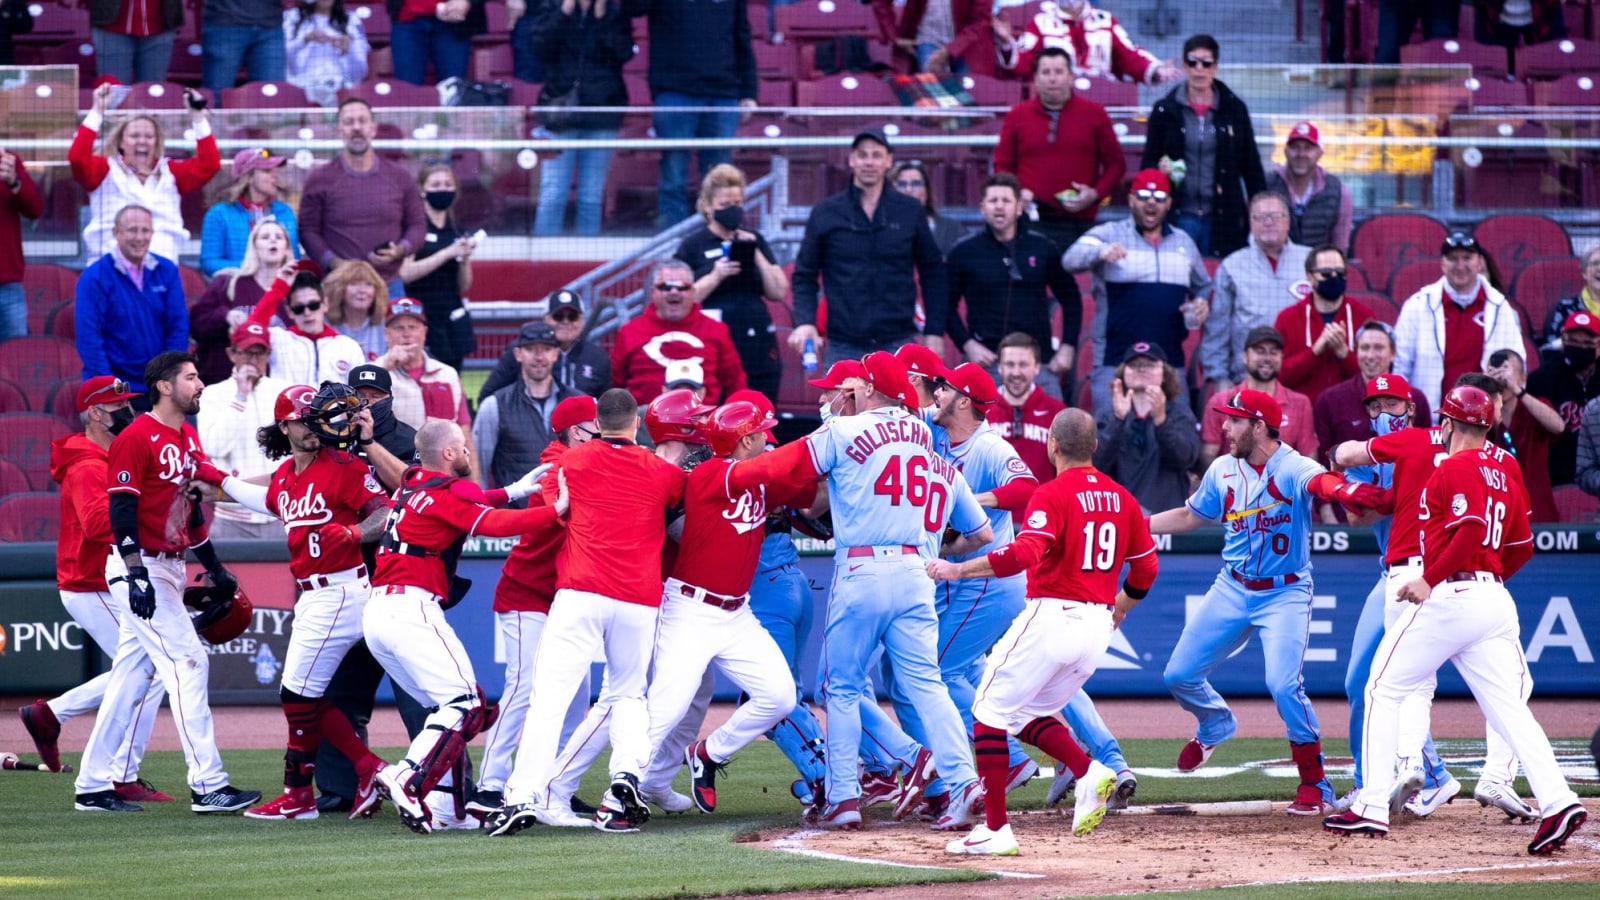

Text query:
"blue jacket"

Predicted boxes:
[[199, 200, 300, 278], [75, 253, 190, 392]]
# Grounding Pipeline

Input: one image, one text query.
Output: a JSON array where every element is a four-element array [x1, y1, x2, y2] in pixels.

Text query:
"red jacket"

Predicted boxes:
[[493, 441, 569, 614], [1273, 294, 1376, 405], [50, 433, 112, 592], [871, 0, 997, 76], [994, 94, 1125, 219], [612, 304, 748, 405], [0, 156, 42, 284]]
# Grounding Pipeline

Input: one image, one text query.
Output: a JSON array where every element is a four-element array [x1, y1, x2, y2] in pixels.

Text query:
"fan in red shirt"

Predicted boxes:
[[611, 260, 749, 405], [986, 334, 1068, 482], [1274, 246, 1377, 405], [927, 407, 1157, 856], [364, 419, 563, 834]]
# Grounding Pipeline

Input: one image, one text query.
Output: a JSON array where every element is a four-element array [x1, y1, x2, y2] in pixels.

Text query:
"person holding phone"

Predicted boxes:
[[399, 162, 477, 371], [673, 164, 787, 403]]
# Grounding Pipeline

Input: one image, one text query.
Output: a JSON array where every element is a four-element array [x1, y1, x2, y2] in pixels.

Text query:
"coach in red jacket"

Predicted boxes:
[[613, 259, 748, 405]]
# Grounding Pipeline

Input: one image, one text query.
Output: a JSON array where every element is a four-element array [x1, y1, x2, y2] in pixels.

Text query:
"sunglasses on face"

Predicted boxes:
[[1185, 57, 1216, 69], [895, 179, 925, 189], [1133, 189, 1169, 202], [551, 310, 582, 322], [654, 282, 692, 293], [289, 301, 324, 314]]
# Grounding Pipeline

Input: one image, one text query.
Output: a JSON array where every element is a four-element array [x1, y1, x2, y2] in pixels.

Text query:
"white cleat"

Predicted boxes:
[[1389, 765, 1424, 817], [930, 779, 984, 832], [1044, 760, 1076, 809], [1403, 773, 1461, 818], [1072, 761, 1116, 837], [640, 789, 693, 814], [1331, 786, 1358, 814], [532, 801, 591, 828], [1474, 780, 1538, 823], [945, 822, 1020, 856]]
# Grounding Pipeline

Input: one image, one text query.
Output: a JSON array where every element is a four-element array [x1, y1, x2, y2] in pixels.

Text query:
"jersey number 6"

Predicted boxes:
[[873, 454, 950, 533]]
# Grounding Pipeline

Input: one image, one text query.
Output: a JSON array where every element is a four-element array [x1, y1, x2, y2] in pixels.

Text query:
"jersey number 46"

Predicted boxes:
[[873, 454, 950, 533]]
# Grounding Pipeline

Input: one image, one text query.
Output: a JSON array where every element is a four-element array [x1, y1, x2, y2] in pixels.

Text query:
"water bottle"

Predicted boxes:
[[720, 240, 732, 259], [802, 338, 818, 372]]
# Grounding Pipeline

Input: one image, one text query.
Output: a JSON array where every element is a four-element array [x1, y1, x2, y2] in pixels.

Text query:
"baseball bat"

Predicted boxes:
[[1, 753, 73, 773], [1107, 800, 1274, 817]]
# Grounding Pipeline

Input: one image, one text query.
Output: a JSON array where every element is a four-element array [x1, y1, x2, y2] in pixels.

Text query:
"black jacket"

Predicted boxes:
[[0, 0, 33, 66], [792, 184, 949, 346], [479, 336, 610, 401], [1141, 79, 1266, 258], [531, 0, 634, 131], [88, 0, 181, 28], [945, 223, 1081, 356], [625, 0, 758, 101], [384, 0, 486, 40]]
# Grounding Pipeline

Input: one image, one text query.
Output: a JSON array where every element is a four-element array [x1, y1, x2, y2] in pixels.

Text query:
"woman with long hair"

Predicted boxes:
[[190, 219, 298, 383], [200, 148, 300, 277], [891, 160, 964, 255], [398, 162, 478, 370], [284, 0, 370, 107], [325, 259, 391, 361]]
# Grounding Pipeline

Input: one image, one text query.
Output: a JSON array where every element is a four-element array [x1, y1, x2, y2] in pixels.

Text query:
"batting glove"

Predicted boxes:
[[315, 522, 363, 556], [504, 462, 554, 501], [207, 566, 239, 598], [127, 565, 156, 619]]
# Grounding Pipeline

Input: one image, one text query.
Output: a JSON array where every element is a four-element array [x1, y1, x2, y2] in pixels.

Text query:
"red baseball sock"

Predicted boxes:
[[1020, 716, 1090, 779], [973, 723, 1011, 830], [283, 701, 321, 788], [318, 701, 376, 766], [1291, 740, 1326, 785]]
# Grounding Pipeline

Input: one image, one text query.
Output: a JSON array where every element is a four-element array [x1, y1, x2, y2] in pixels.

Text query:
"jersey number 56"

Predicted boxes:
[[873, 454, 950, 533]]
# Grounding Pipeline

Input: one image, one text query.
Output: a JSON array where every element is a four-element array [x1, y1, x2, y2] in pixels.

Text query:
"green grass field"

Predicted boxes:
[[2, 737, 1593, 899]]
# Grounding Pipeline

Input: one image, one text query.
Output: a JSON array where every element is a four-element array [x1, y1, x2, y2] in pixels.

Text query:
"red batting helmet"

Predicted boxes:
[[1438, 385, 1494, 427], [182, 578, 254, 644], [645, 388, 714, 445], [724, 389, 775, 419], [274, 385, 318, 422], [708, 400, 778, 456]]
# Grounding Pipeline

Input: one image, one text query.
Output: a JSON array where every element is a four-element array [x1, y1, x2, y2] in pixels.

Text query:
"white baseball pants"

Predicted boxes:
[[53, 587, 166, 781], [478, 609, 591, 794], [281, 569, 370, 698], [973, 598, 1113, 733], [363, 586, 480, 770]]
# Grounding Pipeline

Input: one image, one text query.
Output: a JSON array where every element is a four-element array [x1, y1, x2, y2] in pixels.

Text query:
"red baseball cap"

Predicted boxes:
[[551, 395, 598, 433], [808, 359, 866, 390], [861, 351, 916, 408], [1212, 388, 1283, 430], [386, 298, 427, 326], [1130, 168, 1172, 196], [725, 388, 776, 419], [1562, 310, 1600, 336], [941, 362, 999, 405], [1286, 121, 1321, 149], [231, 321, 270, 350], [1364, 373, 1411, 402], [894, 343, 945, 381], [77, 375, 139, 412]]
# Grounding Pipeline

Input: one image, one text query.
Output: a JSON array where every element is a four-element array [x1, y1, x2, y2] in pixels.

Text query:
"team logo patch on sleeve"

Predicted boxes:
[[1005, 458, 1031, 476], [1027, 510, 1048, 528], [1451, 493, 1468, 516], [117, 471, 130, 484], [363, 473, 382, 493]]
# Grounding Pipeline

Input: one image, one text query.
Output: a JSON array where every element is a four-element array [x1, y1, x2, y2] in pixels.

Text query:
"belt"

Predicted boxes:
[[297, 564, 368, 593], [844, 544, 919, 559], [678, 582, 747, 612], [1389, 556, 1423, 569], [382, 584, 444, 603], [1228, 569, 1301, 591], [144, 550, 185, 561], [1445, 571, 1502, 584]]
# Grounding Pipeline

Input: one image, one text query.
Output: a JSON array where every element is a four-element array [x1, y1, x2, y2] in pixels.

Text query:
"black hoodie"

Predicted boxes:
[[626, 0, 758, 101]]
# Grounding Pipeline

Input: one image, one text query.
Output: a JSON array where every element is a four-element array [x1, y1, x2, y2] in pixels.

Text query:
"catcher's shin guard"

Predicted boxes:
[[407, 694, 478, 798], [766, 706, 827, 784]]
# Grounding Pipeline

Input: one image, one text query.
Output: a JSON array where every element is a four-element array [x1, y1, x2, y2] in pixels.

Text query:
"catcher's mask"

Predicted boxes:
[[302, 381, 367, 449]]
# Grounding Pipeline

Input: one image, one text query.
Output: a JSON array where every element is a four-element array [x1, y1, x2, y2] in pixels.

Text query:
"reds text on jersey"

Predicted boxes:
[[673, 457, 817, 597], [268, 449, 390, 579], [106, 412, 212, 553], [1008, 466, 1155, 603], [1418, 445, 1532, 578]]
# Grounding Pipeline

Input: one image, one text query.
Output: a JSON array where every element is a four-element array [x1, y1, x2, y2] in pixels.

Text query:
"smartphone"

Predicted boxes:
[[374, 241, 394, 254], [469, 228, 488, 244], [729, 239, 758, 268], [1488, 349, 1511, 368], [106, 85, 132, 110], [184, 89, 208, 112]]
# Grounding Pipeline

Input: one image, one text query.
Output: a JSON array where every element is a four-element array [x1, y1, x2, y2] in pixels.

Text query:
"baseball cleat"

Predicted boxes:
[[686, 740, 727, 814], [19, 700, 63, 773], [1044, 759, 1076, 808], [1389, 765, 1424, 817], [608, 773, 651, 824], [1005, 758, 1041, 794], [115, 779, 175, 803], [1176, 739, 1216, 773], [374, 764, 431, 833], [1287, 781, 1333, 816], [858, 770, 899, 809], [946, 823, 1020, 856], [482, 802, 538, 837], [1072, 761, 1116, 836], [789, 778, 820, 806], [465, 789, 504, 819], [1528, 803, 1586, 856], [640, 788, 693, 814], [74, 790, 143, 813], [916, 791, 950, 822], [532, 800, 591, 828], [931, 779, 985, 832], [191, 785, 262, 815], [894, 747, 937, 820], [1403, 774, 1461, 817], [1475, 780, 1538, 823], [593, 790, 644, 833], [244, 786, 319, 820], [1331, 786, 1358, 814], [351, 756, 386, 820], [570, 796, 599, 816], [813, 798, 862, 830], [1106, 769, 1137, 811], [1323, 810, 1389, 837]]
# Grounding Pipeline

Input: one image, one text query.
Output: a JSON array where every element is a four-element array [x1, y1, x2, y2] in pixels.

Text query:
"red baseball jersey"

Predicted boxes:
[[268, 449, 390, 580], [494, 441, 569, 615], [999, 465, 1156, 603], [672, 456, 817, 597], [1365, 426, 1447, 565], [1418, 445, 1532, 577], [558, 438, 687, 607], [985, 388, 1066, 483], [106, 413, 213, 554]]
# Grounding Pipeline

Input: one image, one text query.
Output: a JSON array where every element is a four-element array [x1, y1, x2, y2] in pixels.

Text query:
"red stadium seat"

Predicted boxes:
[[22, 263, 79, 312], [961, 74, 1022, 107], [1351, 213, 1447, 297], [0, 414, 72, 494], [471, 44, 516, 82], [351, 4, 392, 43], [123, 81, 206, 110], [1347, 290, 1398, 325], [1387, 260, 1442, 308], [40, 300, 74, 341], [775, 1, 877, 41], [1474, 215, 1571, 280], [45, 380, 84, 429], [1465, 76, 1531, 107], [1510, 257, 1583, 343], [749, 3, 771, 42], [0, 377, 28, 414], [623, 41, 648, 76], [39, 41, 97, 87], [757, 79, 794, 107], [1071, 75, 1138, 108], [0, 493, 60, 541], [1399, 38, 1510, 78], [18, 3, 90, 41], [0, 337, 80, 411], [1531, 72, 1600, 105], [222, 81, 312, 109], [179, 266, 209, 305], [1553, 485, 1599, 523], [795, 73, 898, 108], [340, 79, 440, 108], [1517, 37, 1600, 79], [0, 458, 32, 495], [507, 78, 543, 107], [755, 40, 800, 81]]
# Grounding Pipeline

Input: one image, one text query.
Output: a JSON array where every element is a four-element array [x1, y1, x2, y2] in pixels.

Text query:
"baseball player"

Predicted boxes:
[[488, 389, 688, 836], [365, 420, 562, 834], [930, 408, 1158, 855], [1147, 389, 1383, 815], [470, 395, 600, 819], [75, 352, 262, 814], [21, 377, 170, 801], [1325, 386, 1587, 855]]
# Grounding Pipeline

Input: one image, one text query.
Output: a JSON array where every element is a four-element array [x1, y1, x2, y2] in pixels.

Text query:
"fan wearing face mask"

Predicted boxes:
[[1524, 311, 1600, 496], [1274, 244, 1377, 405], [398, 163, 478, 372]]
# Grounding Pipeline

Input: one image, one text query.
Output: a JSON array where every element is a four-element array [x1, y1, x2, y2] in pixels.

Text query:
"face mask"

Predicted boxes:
[[367, 397, 393, 426], [819, 398, 834, 423], [1314, 275, 1346, 301], [712, 205, 744, 232], [1372, 411, 1406, 436], [1563, 345, 1597, 370], [425, 190, 456, 211], [107, 406, 136, 435]]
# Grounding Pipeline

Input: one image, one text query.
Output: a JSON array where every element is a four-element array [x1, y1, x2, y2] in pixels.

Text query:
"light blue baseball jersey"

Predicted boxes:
[[806, 407, 988, 549], [1342, 460, 1394, 562], [920, 405, 952, 462], [1186, 442, 1325, 579], [943, 423, 1034, 562]]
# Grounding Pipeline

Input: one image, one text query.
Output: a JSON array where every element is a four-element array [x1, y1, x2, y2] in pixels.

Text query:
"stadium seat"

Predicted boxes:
[[1351, 213, 1447, 296], [0, 337, 80, 411], [1451, 116, 1564, 208], [755, 40, 800, 81], [507, 78, 543, 107], [1517, 37, 1600, 79], [341, 79, 440, 108], [961, 74, 1022, 107], [45, 380, 84, 429], [1474, 214, 1572, 278], [166, 41, 206, 85], [122, 81, 205, 110], [0, 414, 71, 494], [795, 73, 898, 108], [351, 4, 393, 43], [0, 377, 27, 415], [1465, 76, 1531, 107], [1553, 484, 1599, 523], [1400, 38, 1510, 78], [38, 41, 97, 87], [1387, 260, 1442, 307], [21, 264, 75, 314], [1346, 290, 1398, 325], [623, 41, 648, 76], [775, 1, 877, 41], [756, 79, 794, 107], [179, 266, 209, 305], [0, 493, 59, 541], [470, 44, 516, 82], [0, 458, 32, 495], [222, 81, 312, 109], [18, 3, 90, 42], [1531, 72, 1600, 105], [1071, 75, 1138, 108], [1510, 257, 1583, 342], [749, 3, 771, 42], [41, 300, 74, 341]]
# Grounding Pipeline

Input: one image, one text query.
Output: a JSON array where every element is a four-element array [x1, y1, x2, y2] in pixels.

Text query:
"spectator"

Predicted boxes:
[[347, 363, 415, 475], [479, 289, 610, 401], [870, 0, 996, 76], [946, 172, 1080, 399], [202, 0, 286, 92], [1274, 244, 1377, 405], [377, 299, 478, 479], [473, 322, 577, 492], [195, 322, 290, 539], [613, 260, 747, 404], [993, 47, 1126, 253], [387, 0, 485, 85], [75, 205, 189, 401], [1201, 192, 1310, 392], [191, 219, 295, 383], [1199, 326, 1317, 467], [1375, 0, 1459, 65], [88, 0, 183, 84], [1575, 394, 1600, 500], [1062, 168, 1212, 413], [1538, 245, 1600, 356], [984, 332, 1068, 482], [0, 146, 41, 340], [1525, 311, 1600, 488], [506, 0, 540, 82], [200, 148, 299, 278], [284, 0, 371, 107], [789, 128, 949, 366], [0, 0, 32, 67], [324, 259, 390, 360], [247, 268, 367, 386], [1488, 348, 1563, 520], [674, 164, 788, 403], [1140, 34, 1266, 258], [995, 0, 1179, 84], [70, 82, 220, 263], [1394, 231, 1524, 413], [1092, 342, 1200, 513], [1313, 320, 1432, 465], [531, 0, 632, 237], [398, 162, 478, 371], [891, 161, 965, 255], [627, 0, 758, 230], [299, 98, 428, 293], [1265, 122, 1353, 253], [1475, 0, 1566, 65]]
